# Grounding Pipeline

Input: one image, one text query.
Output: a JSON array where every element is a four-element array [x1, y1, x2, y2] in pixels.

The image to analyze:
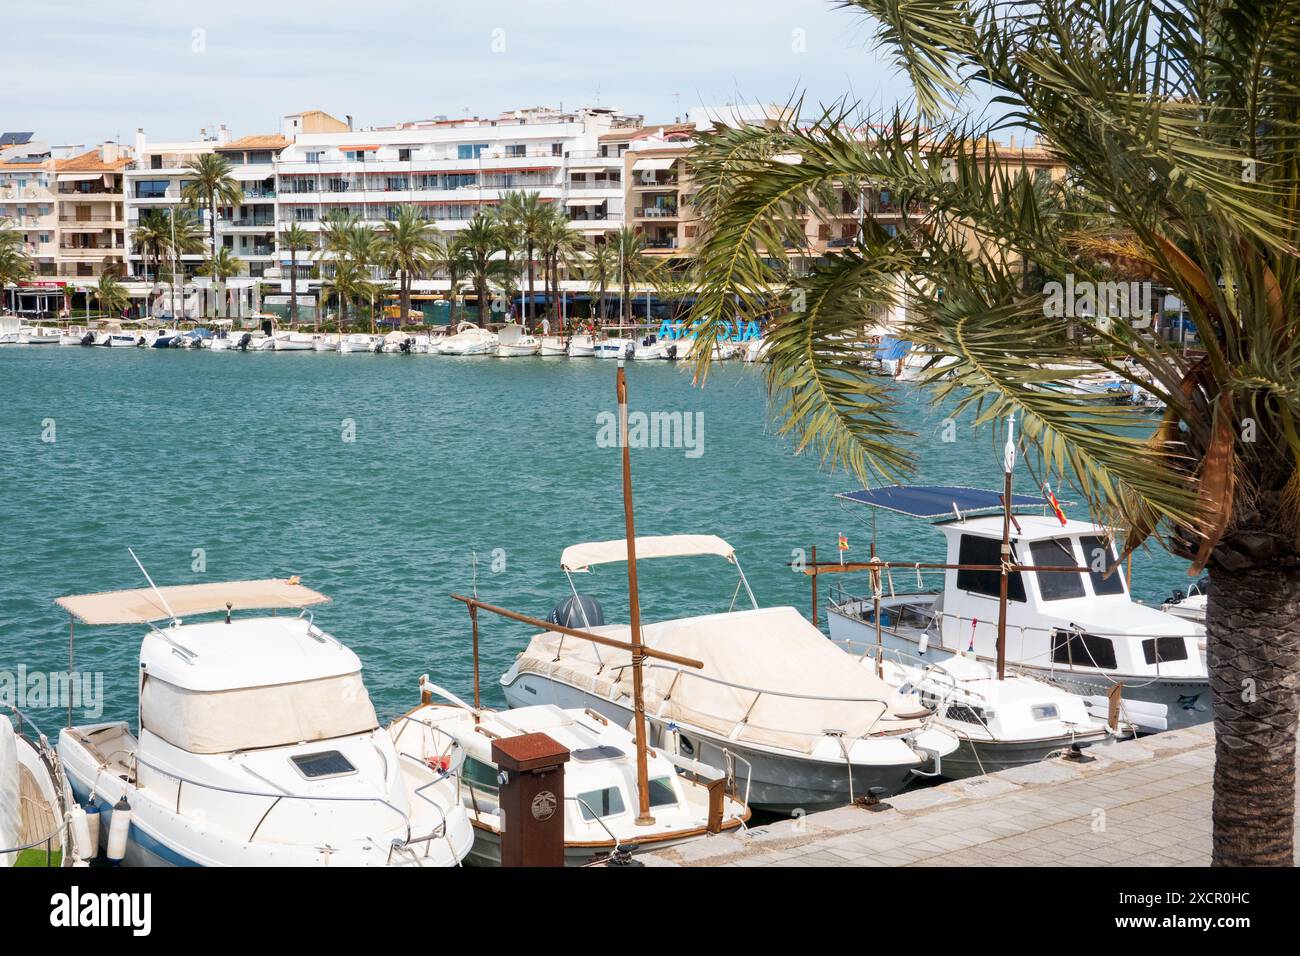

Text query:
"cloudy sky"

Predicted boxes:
[[4, 0, 921, 145]]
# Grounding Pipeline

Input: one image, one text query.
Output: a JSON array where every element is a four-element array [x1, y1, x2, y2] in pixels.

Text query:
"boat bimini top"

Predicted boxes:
[[55, 578, 330, 625], [559, 533, 757, 611], [835, 485, 1052, 522]]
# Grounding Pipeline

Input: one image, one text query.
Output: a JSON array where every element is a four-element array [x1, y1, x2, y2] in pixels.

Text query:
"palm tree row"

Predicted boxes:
[[0, 219, 33, 298]]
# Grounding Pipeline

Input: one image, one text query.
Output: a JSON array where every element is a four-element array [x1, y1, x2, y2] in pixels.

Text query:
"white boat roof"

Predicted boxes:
[[561, 534, 735, 572], [143, 616, 362, 691], [937, 513, 1112, 543], [56, 578, 329, 625]]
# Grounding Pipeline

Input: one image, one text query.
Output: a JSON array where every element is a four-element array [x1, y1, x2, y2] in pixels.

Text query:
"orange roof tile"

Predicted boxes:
[[216, 134, 290, 152], [55, 148, 130, 173]]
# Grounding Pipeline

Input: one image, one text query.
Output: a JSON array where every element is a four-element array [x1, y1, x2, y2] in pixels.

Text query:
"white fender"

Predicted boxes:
[[106, 796, 132, 865]]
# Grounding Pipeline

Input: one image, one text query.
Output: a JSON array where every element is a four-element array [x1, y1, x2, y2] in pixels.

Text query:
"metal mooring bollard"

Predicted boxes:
[[492, 732, 571, 867]]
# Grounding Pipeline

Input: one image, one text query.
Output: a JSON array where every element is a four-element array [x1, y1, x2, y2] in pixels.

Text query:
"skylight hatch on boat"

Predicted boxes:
[[571, 745, 625, 762], [290, 750, 356, 780]]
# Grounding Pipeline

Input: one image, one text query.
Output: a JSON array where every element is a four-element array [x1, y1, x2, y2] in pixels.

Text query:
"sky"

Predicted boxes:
[[3, 0, 922, 146]]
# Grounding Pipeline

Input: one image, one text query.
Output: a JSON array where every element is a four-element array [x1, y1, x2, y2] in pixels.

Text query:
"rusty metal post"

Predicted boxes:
[[492, 733, 571, 868], [810, 544, 818, 626]]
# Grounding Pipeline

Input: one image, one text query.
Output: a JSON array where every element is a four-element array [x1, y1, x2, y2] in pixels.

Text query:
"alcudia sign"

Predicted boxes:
[[656, 319, 762, 342]]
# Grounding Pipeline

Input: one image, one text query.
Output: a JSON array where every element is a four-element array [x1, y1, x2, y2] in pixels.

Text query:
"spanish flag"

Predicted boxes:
[[838, 534, 849, 552], [1044, 484, 1067, 526]]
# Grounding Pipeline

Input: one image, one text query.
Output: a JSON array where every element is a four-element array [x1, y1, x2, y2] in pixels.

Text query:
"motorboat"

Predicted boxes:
[[743, 338, 770, 364], [144, 328, 182, 348], [846, 646, 1118, 778], [436, 321, 497, 356], [179, 328, 212, 349], [539, 336, 569, 356], [272, 331, 317, 351], [58, 327, 90, 346], [381, 331, 417, 354], [567, 333, 596, 357], [631, 334, 675, 361], [338, 333, 378, 354], [593, 337, 635, 360], [55, 577, 473, 867], [313, 335, 338, 352], [494, 323, 541, 357], [1162, 578, 1207, 625], [2, 711, 89, 867], [824, 485, 1209, 732], [391, 681, 750, 866], [501, 534, 959, 812], [97, 331, 140, 348], [679, 337, 739, 362], [18, 325, 63, 346]]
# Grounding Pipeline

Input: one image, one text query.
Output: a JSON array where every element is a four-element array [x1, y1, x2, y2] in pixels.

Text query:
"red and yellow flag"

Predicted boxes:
[[1044, 485, 1067, 526]]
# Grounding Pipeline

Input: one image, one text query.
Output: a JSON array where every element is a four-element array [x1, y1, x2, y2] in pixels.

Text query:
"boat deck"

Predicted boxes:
[[643, 723, 1300, 867]]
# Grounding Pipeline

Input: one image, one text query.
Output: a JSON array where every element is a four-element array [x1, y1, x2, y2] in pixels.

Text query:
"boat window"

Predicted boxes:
[[1081, 535, 1127, 596], [571, 745, 625, 762], [290, 750, 356, 780], [575, 786, 626, 821], [648, 777, 678, 808], [1051, 630, 1118, 670], [944, 703, 988, 725], [1030, 704, 1060, 721], [1142, 637, 1189, 665], [461, 757, 500, 795], [1029, 539, 1086, 600], [955, 535, 1025, 602]]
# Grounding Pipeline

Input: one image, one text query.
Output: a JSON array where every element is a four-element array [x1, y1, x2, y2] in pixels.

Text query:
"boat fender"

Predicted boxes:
[[68, 805, 94, 861], [83, 800, 101, 851], [106, 796, 132, 866], [918, 631, 929, 655]]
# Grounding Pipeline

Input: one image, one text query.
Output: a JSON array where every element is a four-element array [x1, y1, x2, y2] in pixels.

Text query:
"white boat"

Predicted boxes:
[[56, 577, 474, 867], [631, 334, 673, 360], [567, 333, 596, 358], [391, 681, 750, 866], [97, 331, 140, 348], [679, 337, 739, 362], [59, 327, 91, 346], [593, 337, 635, 360], [436, 321, 497, 356], [494, 323, 541, 357], [272, 331, 317, 352], [18, 325, 63, 346], [313, 335, 338, 352], [2, 712, 88, 867], [337, 333, 378, 353], [858, 647, 1118, 778], [539, 336, 569, 356], [380, 331, 417, 354], [501, 534, 959, 812], [824, 485, 1208, 732], [743, 338, 770, 363]]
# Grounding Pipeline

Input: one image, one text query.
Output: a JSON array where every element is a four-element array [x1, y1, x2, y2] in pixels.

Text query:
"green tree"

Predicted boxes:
[[495, 190, 548, 328], [0, 220, 33, 299], [182, 153, 243, 272], [91, 270, 129, 319], [583, 241, 619, 324], [688, 0, 1300, 866], [611, 226, 657, 326], [453, 213, 509, 326], [381, 205, 439, 326], [537, 208, 584, 331], [279, 223, 314, 327], [204, 247, 243, 319]]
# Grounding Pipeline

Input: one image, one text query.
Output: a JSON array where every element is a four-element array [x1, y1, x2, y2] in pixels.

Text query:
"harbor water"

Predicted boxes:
[[0, 347, 1192, 725]]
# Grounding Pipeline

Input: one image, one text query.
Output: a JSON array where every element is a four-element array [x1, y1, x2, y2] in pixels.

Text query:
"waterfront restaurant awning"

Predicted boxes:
[[835, 485, 1049, 520], [631, 157, 677, 172], [564, 197, 605, 206], [56, 579, 331, 625], [349, 144, 380, 151], [561, 535, 736, 572]]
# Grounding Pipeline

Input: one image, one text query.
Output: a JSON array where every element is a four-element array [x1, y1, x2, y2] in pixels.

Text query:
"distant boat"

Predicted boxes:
[[567, 333, 596, 357], [494, 323, 541, 357], [436, 321, 497, 356], [538, 336, 568, 356], [593, 337, 634, 360]]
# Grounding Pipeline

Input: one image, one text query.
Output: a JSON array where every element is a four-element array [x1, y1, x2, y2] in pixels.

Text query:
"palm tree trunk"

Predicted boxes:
[[526, 243, 535, 329], [477, 273, 488, 325], [401, 268, 411, 327], [1208, 561, 1300, 866], [290, 250, 299, 327]]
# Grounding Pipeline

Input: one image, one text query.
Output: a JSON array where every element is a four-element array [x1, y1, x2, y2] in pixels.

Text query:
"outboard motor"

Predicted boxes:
[[665, 343, 678, 361], [400, 336, 413, 353], [236, 332, 252, 351], [548, 594, 605, 630], [1167, 588, 1186, 606], [136, 335, 147, 347], [623, 341, 635, 360], [80, 331, 96, 346]]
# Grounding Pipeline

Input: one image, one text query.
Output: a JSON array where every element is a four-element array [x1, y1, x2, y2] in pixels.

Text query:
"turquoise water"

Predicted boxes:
[[0, 347, 1191, 725]]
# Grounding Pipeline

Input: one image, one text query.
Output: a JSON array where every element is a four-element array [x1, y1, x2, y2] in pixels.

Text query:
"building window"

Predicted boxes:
[[385, 176, 408, 191], [150, 155, 163, 169], [294, 208, 313, 221], [504, 144, 526, 158], [135, 180, 169, 199], [306, 151, 324, 163], [398, 148, 413, 162], [457, 143, 487, 160]]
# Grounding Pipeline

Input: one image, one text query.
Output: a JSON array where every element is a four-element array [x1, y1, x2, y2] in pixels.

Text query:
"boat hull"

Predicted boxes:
[[941, 731, 1111, 779]]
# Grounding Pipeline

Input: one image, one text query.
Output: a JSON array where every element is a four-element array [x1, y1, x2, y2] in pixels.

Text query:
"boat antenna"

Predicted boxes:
[[617, 360, 655, 827], [996, 414, 1016, 680], [127, 547, 180, 626]]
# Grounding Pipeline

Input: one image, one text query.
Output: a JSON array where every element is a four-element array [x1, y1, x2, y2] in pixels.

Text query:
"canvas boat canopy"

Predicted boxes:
[[631, 157, 677, 172], [561, 534, 735, 572], [836, 485, 1048, 520], [56, 578, 330, 625]]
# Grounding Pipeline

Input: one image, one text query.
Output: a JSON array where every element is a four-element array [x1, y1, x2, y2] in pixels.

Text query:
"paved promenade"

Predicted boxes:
[[646, 723, 1300, 866]]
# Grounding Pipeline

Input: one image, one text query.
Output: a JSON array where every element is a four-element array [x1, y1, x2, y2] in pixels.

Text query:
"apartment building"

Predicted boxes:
[[0, 133, 57, 279], [53, 143, 132, 280], [214, 134, 289, 279]]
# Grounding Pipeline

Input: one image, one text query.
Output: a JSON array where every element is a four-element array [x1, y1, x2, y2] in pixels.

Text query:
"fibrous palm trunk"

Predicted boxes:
[[1208, 557, 1300, 866]]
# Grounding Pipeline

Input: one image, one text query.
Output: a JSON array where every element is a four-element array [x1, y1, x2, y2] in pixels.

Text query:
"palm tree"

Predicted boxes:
[[453, 213, 509, 326], [279, 224, 314, 328], [321, 256, 364, 332], [495, 190, 548, 328], [182, 153, 243, 270], [432, 230, 468, 325], [583, 241, 619, 325], [536, 208, 584, 332], [91, 270, 129, 319], [0, 220, 33, 307], [381, 205, 439, 327], [688, 0, 1300, 866], [610, 227, 657, 327], [159, 208, 205, 321], [203, 247, 243, 320], [130, 210, 170, 289]]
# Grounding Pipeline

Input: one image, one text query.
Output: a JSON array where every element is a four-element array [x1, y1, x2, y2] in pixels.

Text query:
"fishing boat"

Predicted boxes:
[[96, 331, 139, 348], [501, 534, 959, 812], [567, 333, 597, 357], [593, 337, 635, 360], [2, 711, 89, 867], [337, 333, 378, 354], [58, 327, 90, 346], [391, 680, 749, 866], [436, 321, 497, 356], [631, 334, 674, 360], [494, 323, 541, 357], [272, 331, 317, 351], [822, 485, 1208, 732], [18, 326, 62, 346], [539, 336, 569, 356], [55, 574, 473, 867], [313, 334, 338, 352]]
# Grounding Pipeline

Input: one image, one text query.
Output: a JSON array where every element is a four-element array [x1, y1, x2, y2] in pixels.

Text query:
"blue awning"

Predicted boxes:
[[836, 484, 1048, 519]]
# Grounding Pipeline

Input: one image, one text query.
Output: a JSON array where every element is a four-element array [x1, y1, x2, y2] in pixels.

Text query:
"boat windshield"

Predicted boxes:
[[1080, 535, 1126, 595], [1029, 538, 1086, 601]]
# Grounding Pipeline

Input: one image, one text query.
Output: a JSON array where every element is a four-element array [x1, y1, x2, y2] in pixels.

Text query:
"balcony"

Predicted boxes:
[[632, 177, 679, 190], [634, 206, 678, 220]]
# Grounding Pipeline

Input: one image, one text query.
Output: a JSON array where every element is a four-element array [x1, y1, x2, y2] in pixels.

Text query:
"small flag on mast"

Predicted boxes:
[[1044, 483, 1067, 526], [838, 533, 848, 566]]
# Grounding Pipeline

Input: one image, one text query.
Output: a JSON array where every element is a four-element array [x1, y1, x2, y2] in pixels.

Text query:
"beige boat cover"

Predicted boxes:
[[515, 606, 926, 754], [140, 672, 377, 754], [560, 534, 735, 572], [56, 579, 330, 625]]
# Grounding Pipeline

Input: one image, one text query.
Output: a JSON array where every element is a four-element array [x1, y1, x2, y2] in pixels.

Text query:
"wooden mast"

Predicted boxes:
[[618, 361, 655, 826]]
